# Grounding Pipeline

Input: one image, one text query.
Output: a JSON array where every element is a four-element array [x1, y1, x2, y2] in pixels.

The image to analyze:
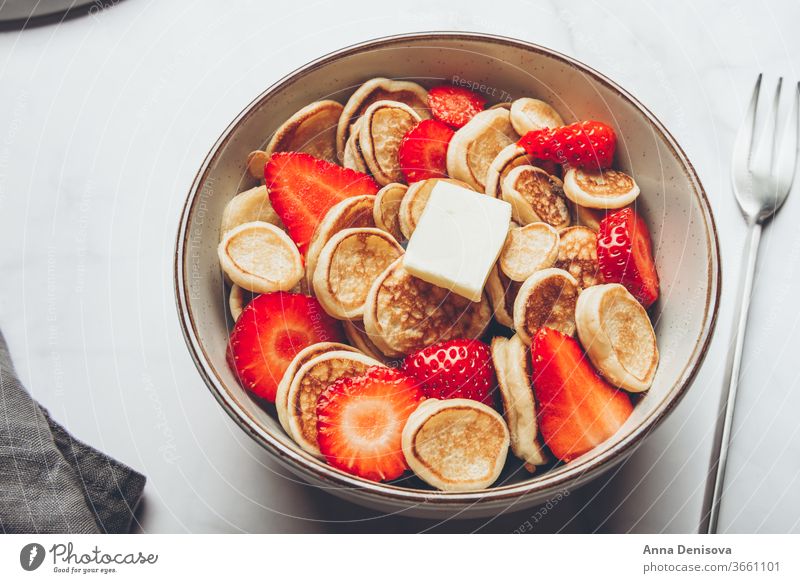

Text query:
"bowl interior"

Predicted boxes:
[[177, 34, 719, 508]]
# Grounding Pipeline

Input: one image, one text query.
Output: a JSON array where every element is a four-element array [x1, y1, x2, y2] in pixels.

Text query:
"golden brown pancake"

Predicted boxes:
[[513, 268, 580, 344], [502, 165, 571, 229], [553, 226, 602, 289], [363, 258, 492, 355], [312, 228, 403, 320], [492, 335, 547, 470], [358, 100, 421, 185], [336, 78, 429, 158], [401, 398, 510, 491], [575, 283, 658, 392], [304, 195, 376, 289]]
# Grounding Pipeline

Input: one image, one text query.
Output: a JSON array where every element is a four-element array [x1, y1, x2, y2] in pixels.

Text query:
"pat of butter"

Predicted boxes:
[[404, 181, 512, 302]]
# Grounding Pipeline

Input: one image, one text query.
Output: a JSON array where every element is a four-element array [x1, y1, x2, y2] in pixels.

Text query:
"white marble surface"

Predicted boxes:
[[1, 0, 799, 533]]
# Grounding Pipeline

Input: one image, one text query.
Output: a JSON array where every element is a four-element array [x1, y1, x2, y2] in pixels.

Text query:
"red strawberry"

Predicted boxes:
[[264, 152, 379, 254], [397, 119, 455, 183], [597, 208, 660, 308], [227, 292, 345, 402], [531, 327, 633, 462], [316, 366, 424, 481], [427, 85, 486, 129], [401, 339, 497, 406], [518, 120, 617, 170]]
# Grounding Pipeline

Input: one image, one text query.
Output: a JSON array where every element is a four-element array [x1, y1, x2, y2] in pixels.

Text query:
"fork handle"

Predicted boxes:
[[703, 220, 763, 534]]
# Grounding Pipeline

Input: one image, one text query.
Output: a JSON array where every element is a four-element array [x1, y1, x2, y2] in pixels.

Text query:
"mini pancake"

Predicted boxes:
[[398, 177, 474, 239], [491, 335, 547, 470], [286, 350, 382, 456], [363, 257, 492, 355], [246, 150, 270, 180], [264, 100, 343, 164], [218, 221, 303, 293], [513, 267, 580, 344], [575, 203, 608, 231], [485, 266, 520, 329], [554, 226, 602, 289], [488, 101, 512, 110], [502, 165, 571, 229], [342, 117, 370, 174], [563, 167, 640, 209], [576, 283, 659, 393], [446, 108, 519, 191], [228, 284, 258, 322], [312, 228, 403, 320], [358, 100, 422, 185], [336, 78, 429, 159], [275, 342, 358, 435], [304, 195, 376, 289], [373, 183, 407, 240], [499, 222, 560, 282], [401, 398, 510, 491], [509, 98, 564, 134], [220, 185, 283, 238], [484, 144, 534, 197], [342, 319, 393, 364]]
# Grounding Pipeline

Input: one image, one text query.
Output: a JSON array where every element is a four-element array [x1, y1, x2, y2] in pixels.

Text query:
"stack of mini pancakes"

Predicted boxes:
[[216, 77, 659, 491]]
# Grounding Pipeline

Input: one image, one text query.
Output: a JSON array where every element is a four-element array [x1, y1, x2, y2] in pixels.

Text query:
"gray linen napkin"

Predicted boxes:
[[0, 330, 145, 533]]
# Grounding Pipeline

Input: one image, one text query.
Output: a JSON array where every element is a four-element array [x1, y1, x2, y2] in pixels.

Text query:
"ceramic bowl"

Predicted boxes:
[[174, 32, 720, 519]]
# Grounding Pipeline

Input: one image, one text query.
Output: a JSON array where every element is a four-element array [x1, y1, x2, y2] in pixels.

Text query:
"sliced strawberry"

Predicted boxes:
[[531, 327, 633, 462], [227, 292, 345, 402], [518, 120, 617, 170], [264, 152, 379, 254], [401, 339, 497, 406], [397, 119, 454, 183], [427, 85, 486, 129], [597, 207, 660, 308], [317, 366, 424, 481]]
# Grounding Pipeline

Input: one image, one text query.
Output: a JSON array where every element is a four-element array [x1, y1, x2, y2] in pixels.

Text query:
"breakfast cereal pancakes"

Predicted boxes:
[[509, 97, 564, 134], [485, 266, 520, 329], [563, 167, 640, 209], [576, 283, 659, 392], [502, 165, 571, 229], [358, 100, 422, 185], [401, 398, 510, 491], [499, 222, 560, 282], [446, 108, 519, 191], [554, 226, 602, 289], [337, 78, 429, 158], [513, 267, 580, 344], [304, 195, 377, 289], [220, 185, 283, 237], [484, 144, 534, 197], [275, 342, 358, 435], [342, 117, 370, 174], [372, 183, 407, 240], [312, 228, 403, 320], [286, 350, 382, 456], [218, 221, 303, 293], [363, 258, 492, 355], [491, 334, 547, 470]]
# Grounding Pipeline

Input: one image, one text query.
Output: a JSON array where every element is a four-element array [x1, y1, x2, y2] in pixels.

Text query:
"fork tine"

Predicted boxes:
[[773, 81, 800, 197], [733, 74, 762, 170], [769, 77, 784, 171]]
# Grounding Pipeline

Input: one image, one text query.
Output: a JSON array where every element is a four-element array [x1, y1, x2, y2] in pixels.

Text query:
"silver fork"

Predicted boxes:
[[703, 75, 800, 534]]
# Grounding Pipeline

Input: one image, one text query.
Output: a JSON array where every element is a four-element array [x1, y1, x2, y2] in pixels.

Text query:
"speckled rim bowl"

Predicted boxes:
[[175, 32, 720, 519]]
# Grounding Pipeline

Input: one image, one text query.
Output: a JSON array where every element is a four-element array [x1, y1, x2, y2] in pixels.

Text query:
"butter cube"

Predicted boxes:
[[404, 181, 512, 302]]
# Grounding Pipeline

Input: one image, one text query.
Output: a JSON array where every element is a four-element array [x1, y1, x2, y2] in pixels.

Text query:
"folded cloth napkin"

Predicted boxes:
[[0, 330, 145, 533]]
